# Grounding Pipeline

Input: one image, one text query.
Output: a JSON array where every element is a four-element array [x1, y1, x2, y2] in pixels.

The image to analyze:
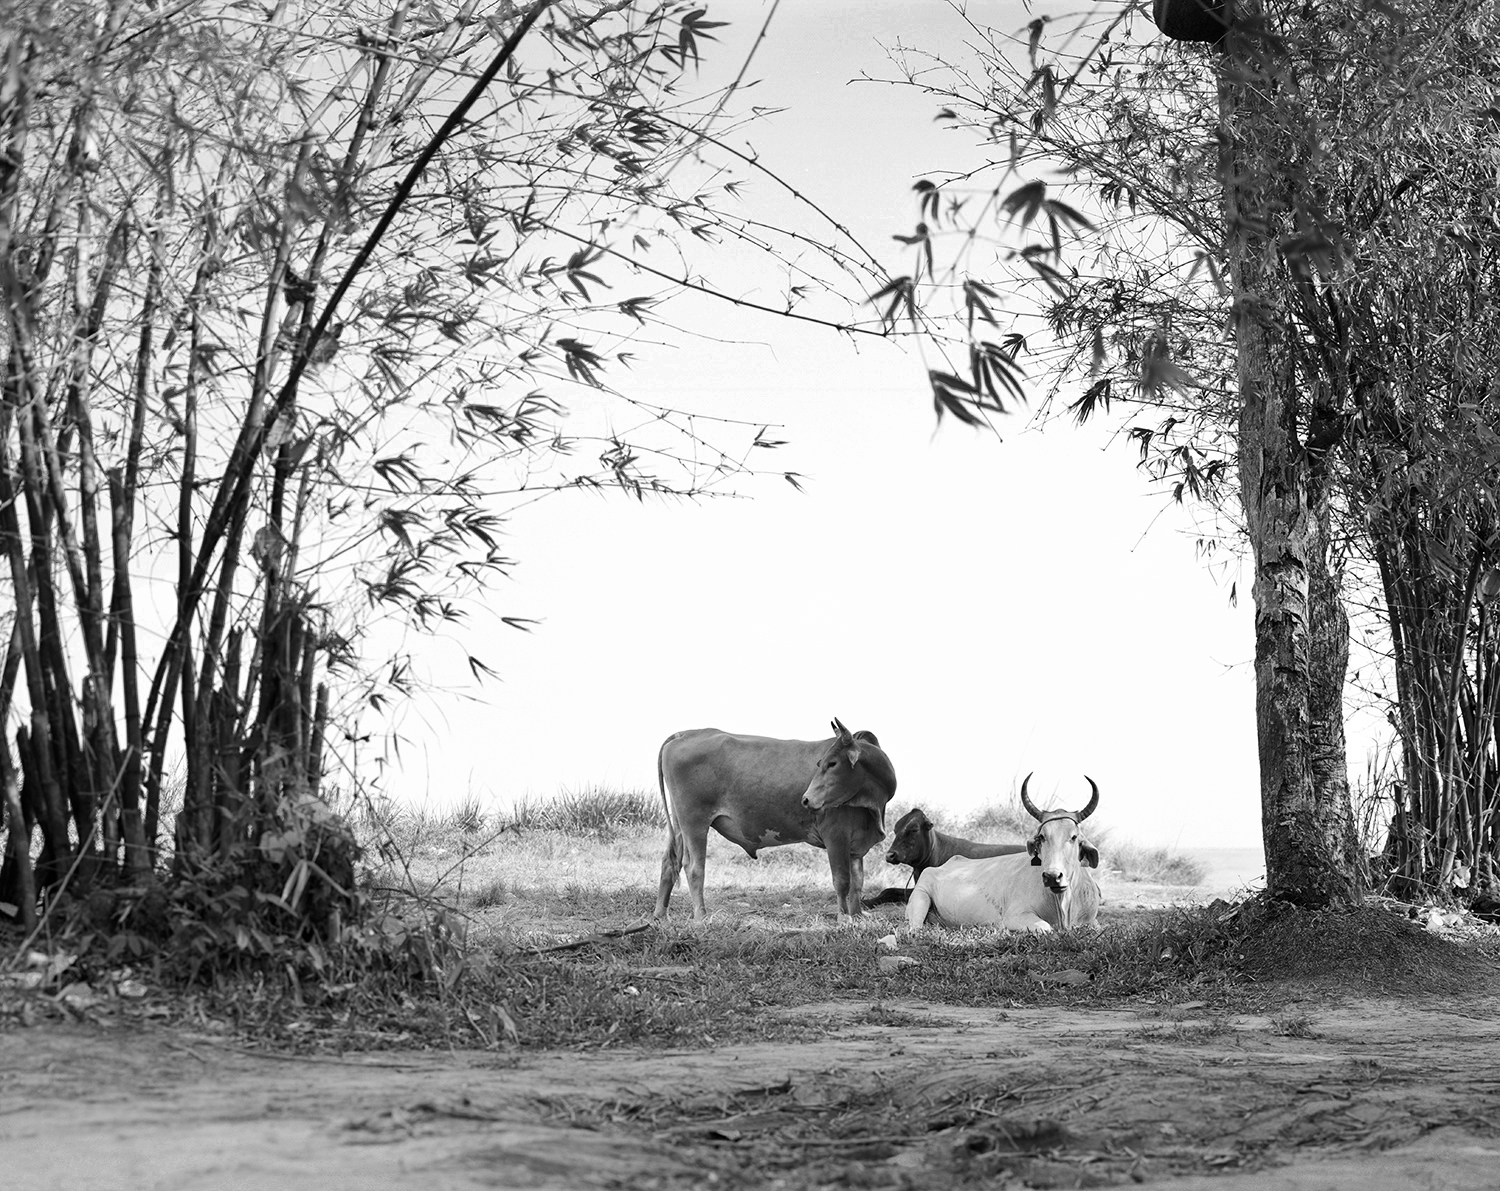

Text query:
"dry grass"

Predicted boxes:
[[15, 789, 1494, 1065], [367, 789, 1209, 916], [236, 786, 1492, 1055], [937, 798, 1209, 886]]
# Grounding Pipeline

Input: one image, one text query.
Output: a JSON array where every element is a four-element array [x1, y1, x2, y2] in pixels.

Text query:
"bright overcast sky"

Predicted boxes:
[[364, 0, 1308, 850]]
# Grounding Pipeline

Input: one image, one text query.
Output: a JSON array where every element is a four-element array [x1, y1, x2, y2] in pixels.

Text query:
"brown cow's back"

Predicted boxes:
[[660, 729, 825, 857]]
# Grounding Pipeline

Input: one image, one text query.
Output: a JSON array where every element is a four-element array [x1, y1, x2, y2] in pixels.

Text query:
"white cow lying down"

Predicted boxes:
[[906, 775, 1102, 932]]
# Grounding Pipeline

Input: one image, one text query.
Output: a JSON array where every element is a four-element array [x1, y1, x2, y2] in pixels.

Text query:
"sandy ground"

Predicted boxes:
[[5, 985, 1500, 1190]]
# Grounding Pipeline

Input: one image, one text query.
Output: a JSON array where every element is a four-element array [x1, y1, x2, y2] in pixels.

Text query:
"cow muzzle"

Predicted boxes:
[[1042, 872, 1067, 893], [886, 850, 900, 864]]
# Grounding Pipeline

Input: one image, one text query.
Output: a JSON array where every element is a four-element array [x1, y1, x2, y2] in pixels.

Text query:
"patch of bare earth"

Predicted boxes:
[[5, 985, 1500, 1189]]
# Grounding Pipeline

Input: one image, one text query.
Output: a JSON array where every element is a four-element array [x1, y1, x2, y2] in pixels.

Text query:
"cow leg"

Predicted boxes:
[[1005, 910, 1054, 934], [849, 852, 866, 916], [653, 824, 682, 919], [825, 847, 858, 923], [679, 818, 712, 920], [905, 886, 934, 931]]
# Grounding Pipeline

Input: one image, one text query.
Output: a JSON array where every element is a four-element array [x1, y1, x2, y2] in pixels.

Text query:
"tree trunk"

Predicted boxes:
[[1220, 14, 1360, 907]]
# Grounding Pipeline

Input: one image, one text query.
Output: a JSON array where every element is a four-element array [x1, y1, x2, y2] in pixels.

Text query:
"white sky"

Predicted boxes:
[[367, 0, 1281, 849]]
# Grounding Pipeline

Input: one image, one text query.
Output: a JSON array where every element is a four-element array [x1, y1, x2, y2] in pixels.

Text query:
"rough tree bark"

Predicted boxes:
[[1219, 10, 1361, 907]]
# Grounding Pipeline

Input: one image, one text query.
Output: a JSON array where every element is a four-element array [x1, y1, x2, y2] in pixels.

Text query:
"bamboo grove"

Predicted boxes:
[[0, 0, 869, 935]]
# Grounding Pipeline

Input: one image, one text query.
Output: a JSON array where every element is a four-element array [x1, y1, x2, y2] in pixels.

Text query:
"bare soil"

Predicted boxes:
[[5, 971, 1500, 1187], [6, 871, 1499, 1189]]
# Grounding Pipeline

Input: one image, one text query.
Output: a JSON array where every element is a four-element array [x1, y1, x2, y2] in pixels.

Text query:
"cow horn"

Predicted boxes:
[[1019, 772, 1044, 821], [1076, 776, 1100, 821]]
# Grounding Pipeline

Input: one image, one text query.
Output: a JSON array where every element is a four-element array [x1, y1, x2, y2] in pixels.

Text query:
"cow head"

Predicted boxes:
[[1019, 773, 1100, 894], [801, 717, 898, 819], [885, 807, 933, 867]]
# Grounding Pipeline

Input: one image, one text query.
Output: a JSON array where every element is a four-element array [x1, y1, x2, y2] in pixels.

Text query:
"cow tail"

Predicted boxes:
[[657, 736, 682, 870]]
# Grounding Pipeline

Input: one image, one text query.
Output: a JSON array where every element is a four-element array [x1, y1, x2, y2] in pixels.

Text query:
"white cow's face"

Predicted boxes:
[[1027, 815, 1100, 893]]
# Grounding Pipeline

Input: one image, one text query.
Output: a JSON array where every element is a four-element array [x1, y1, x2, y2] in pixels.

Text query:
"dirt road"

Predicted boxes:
[[5, 991, 1499, 1189]]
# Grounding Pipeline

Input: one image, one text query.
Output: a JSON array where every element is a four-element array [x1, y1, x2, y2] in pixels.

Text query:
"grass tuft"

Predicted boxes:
[[505, 785, 665, 836], [1271, 1009, 1317, 1038], [949, 800, 1032, 840], [447, 793, 486, 834], [1106, 840, 1207, 885]]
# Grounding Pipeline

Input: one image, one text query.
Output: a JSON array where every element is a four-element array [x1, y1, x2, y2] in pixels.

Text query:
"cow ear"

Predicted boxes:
[[1079, 840, 1100, 868], [1027, 835, 1042, 865], [845, 744, 862, 769]]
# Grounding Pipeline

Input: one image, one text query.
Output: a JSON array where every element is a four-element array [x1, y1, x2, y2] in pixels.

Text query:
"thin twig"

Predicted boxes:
[[531, 922, 653, 954]]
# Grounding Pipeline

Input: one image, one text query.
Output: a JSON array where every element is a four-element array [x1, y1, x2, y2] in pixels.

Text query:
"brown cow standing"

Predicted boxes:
[[654, 719, 897, 921]]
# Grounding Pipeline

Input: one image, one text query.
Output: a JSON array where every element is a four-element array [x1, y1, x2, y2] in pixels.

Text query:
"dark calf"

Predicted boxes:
[[862, 806, 1027, 908]]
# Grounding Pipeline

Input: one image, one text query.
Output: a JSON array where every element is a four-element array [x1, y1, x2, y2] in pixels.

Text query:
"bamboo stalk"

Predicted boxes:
[[13, 725, 63, 885], [1436, 547, 1484, 885], [211, 681, 236, 858], [1, 748, 36, 931], [297, 613, 317, 784], [180, 635, 208, 859], [142, 643, 182, 861], [309, 682, 328, 802], [190, 180, 304, 806], [1374, 535, 1426, 883], [138, 149, 234, 836], [0, 618, 18, 732], [32, 389, 123, 863], [15, 384, 91, 849], [1476, 617, 1500, 886], [143, 2, 552, 768], [106, 468, 148, 880], [84, 673, 119, 873], [117, 228, 159, 866], [178, 299, 201, 833], [0, 421, 71, 876], [214, 628, 245, 858], [285, 606, 305, 766]]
